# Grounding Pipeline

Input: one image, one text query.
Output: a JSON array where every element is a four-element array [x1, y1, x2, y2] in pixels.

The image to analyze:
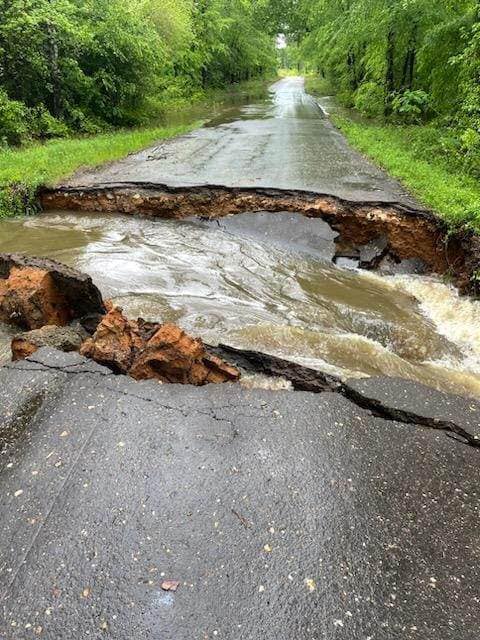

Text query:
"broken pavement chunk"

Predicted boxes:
[[0, 253, 105, 330], [81, 305, 240, 385], [11, 325, 84, 361]]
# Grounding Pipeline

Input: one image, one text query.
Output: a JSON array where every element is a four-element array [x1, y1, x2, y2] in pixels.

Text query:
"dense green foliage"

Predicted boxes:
[[280, 0, 480, 177], [0, 0, 277, 145]]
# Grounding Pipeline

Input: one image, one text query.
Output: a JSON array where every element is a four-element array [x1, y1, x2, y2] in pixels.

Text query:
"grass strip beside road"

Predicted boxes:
[[0, 123, 196, 217], [332, 116, 480, 234]]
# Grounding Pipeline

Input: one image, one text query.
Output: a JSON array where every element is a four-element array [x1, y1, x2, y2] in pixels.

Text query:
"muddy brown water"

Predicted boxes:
[[0, 210, 479, 399]]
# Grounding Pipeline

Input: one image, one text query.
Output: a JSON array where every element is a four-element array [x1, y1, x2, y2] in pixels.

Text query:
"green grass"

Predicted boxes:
[[0, 124, 194, 187], [0, 75, 277, 218], [0, 123, 196, 217], [333, 116, 480, 232]]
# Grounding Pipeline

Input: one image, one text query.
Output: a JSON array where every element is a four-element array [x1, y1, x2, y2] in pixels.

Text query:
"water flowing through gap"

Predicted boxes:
[[0, 210, 479, 399]]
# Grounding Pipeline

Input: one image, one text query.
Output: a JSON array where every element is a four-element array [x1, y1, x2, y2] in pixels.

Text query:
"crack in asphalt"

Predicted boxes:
[[341, 387, 480, 449], [7, 356, 479, 450]]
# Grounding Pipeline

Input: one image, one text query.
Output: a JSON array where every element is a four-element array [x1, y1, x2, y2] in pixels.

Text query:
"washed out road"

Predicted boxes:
[[1, 78, 480, 639], [66, 77, 416, 205]]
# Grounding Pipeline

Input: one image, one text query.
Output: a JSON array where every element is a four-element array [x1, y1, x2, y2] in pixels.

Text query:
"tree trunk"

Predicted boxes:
[[347, 51, 358, 91], [386, 30, 395, 94], [46, 21, 61, 117], [407, 47, 416, 89], [385, 29, 395, 114], [401, 26, 417, 90], [401, 51, 409, 89]]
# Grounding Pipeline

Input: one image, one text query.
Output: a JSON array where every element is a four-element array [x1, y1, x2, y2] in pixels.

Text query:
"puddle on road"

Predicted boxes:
[[0, 210, 479, 399], [157, 82, 274, 130]]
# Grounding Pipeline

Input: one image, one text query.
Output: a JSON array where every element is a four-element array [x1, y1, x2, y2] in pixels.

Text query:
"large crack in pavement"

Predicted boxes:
[[40, 182, 480, 295], [5, 347, 480, 451], [209, 344, 480, 449]]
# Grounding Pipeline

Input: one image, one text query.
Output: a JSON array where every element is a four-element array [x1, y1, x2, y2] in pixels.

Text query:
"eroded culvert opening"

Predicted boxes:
[[41, 183, 480, 295], [1, 186, 479, 401]]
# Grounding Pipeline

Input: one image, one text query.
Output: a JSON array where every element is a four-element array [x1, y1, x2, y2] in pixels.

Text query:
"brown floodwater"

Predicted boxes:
[[0, 210, 479, 399]]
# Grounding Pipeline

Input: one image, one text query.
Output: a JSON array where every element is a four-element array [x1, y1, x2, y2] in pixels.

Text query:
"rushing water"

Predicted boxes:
[[0, 210, 479, 399]]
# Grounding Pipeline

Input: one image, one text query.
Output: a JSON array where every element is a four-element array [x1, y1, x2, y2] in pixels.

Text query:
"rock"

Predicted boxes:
[[80, 304, 144, 374], [377, 255, 428, 275], [0, 267, 72, 330], [68, 320, 91, 341], [129, 324, 240, 385], [11, 325, 84, 361], [0, 253, 105, 330], [81, 305, 240, 385], [358, 235, 389, 269], [78, 313, 105, 336]]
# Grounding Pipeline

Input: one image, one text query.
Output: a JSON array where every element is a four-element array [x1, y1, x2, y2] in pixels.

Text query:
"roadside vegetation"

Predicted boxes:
[[0, 0, 278, 216], [281, 0, 480, 232]]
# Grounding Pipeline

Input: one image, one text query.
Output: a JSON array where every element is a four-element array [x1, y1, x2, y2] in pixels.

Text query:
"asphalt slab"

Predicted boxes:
[[1, 349, 479, 639], [64, 77, 417, 206]]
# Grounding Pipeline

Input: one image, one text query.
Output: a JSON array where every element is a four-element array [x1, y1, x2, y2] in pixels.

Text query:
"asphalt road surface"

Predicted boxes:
[[65, 77, 416, 205], [1, 349, 479, 639], [2, 77, 480, 638]]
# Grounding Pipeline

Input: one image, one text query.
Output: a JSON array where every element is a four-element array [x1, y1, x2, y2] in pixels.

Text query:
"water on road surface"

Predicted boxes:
[[1, 77, 478, 397], [66, 77, 416, 206], [1, 211, 479, 399]]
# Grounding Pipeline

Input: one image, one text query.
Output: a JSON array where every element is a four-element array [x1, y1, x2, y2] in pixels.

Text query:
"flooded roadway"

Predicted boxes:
[[2, 79, 480, 640], [1, 210, 479, 399], [0, 77, 479, 397]]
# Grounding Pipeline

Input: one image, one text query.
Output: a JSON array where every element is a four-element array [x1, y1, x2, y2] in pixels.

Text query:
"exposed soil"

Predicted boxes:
[[41, 183, 480, 295], [0, 253, 105, 330]]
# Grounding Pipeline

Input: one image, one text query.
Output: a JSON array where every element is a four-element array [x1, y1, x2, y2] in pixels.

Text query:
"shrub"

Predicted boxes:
[[354, 82, 385, 118], [0, 184, 39, 218], [0, 90, 29, 146], [391, 90, 429, 123], [30, 106, 70, 140], [66, 108, 104, 135], [460, 127, 480, 178]]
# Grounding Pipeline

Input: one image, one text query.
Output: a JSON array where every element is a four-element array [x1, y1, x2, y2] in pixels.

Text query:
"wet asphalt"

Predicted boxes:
[[1, 349, 480, 639], [2, 78, 480, 638], [65, 77, 416, 205]]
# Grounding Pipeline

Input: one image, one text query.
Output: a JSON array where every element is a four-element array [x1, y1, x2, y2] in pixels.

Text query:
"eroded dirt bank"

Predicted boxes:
[[41, 183, 480, 295]]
